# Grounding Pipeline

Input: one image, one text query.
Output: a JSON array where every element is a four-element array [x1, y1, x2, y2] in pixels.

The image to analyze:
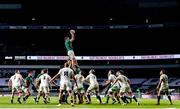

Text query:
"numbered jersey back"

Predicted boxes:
[[10, 73, 23, 86], [39, 73, 51, 86], [86, 73, 98, 85], [58, 67, 74, 82]]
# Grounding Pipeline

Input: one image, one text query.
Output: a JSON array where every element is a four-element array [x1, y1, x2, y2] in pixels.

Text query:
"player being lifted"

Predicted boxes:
[[8, 70, 24, 104], [103, 70, 121, 104], [50, 62, 78, 107], [64, 30, 78, 68], [84, 69, 102, 104], [73, 70, 85, 104], [35, 69, 51, 104], [22, 70, 35, 103], [112, 70, 140, 105], [156, 69, 173, 105]]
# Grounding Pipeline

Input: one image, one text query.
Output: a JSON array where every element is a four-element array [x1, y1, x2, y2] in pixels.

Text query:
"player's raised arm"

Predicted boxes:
[[50, 70, 61, 83], [103, 80, 111, 87], [72, 74, 78, 88], [70, 29, 75, 42], [111, 77, 119, 87], [84, 74, 90, 84]]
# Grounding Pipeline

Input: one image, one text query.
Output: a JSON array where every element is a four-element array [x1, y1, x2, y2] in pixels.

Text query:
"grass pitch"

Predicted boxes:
[[0, 96, 179, 108]]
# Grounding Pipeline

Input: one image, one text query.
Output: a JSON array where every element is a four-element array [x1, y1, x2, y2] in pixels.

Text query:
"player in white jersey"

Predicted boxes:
[[112, 70, 140, 105], [8, 70, 24, 104], [156, 69, 173, 105], [84, 69, 102, 104], [104, 70, 121, 104], [35, 69, 51, 104], [50, 62, 77, 107], [73, 71, 85, 104]]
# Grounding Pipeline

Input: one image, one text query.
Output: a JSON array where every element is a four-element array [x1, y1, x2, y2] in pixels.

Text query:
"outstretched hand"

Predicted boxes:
[[70, 29, 75, 34]]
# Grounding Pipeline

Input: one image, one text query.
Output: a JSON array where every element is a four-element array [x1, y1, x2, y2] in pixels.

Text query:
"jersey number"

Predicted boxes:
[[14, 76, 16, 80], [43, 76, 46, 80], [93, 76, 96, 79], [64, 71, 68, 77]]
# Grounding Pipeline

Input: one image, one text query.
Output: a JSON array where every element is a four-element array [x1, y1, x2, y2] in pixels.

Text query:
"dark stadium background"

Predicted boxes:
[[0, 0, 180, 80], [0, 0, 180, 55]]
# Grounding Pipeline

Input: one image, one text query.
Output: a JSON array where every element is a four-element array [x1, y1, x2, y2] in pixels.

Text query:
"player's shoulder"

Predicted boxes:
[[91, 73, 96, 77], [162, 74, 168, 78], [117, 75, 121, 78], [86, 74, 90, 77], [47, 74, 51, 77], [37, 73, 42, 78], [16, 73, 21, 76], [11, 74, 15, 77], [10, 75, 14, 79], [61, 67, 69, 70], [39, 74, 44, 77], [65, 67, 73, 72], [110, 74, 114, 77], [160, 74, 165, 77]]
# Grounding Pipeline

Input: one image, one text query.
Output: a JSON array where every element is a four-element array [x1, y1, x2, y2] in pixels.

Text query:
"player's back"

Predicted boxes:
[[24, 76, 33, 87], [10, 73, 23, 86], [86, 73, 98, 85], [108, 74, 116, 83], [59, 67, 73, 82], [39, 73, 51, 86], [160, 74, 168, 86], [118, 74, 129, 86], [65, 39, 73, 51], [75, 74, 84, 85]]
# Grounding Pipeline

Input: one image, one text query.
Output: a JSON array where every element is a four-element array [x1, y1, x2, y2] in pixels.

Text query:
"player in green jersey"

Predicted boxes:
[[22, 70, 34, 102], [64, 30, 78, 68]]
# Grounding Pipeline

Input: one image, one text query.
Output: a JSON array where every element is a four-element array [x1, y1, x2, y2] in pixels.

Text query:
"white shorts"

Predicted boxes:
[[87, 84, 99, 93], [120, 84, 132, 93], [12, 85, 22, 93], [67, 50, 75, 60], [160, 85, 169, 92], [39, 85, 50, 93], [22, 86, 29, 93], [60, 81, 72, 91], [108, 85, 120, 93], [74, 85, 85, 93]]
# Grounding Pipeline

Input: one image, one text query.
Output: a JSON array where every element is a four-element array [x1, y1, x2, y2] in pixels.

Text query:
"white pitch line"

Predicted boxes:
[[0, 107, 180, 109]]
